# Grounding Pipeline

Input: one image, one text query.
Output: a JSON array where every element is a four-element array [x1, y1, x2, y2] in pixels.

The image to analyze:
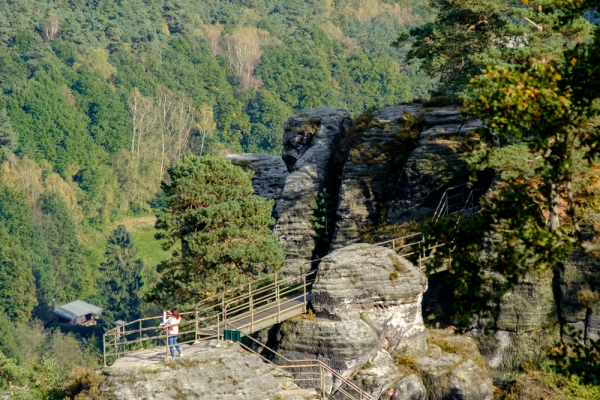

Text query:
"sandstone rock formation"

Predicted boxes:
[[100, 341, 283, 400], [555, 250, 600, 342], [330, 104, 425, 250], [413, 330, 493, 400], [224, 153, 288, 208], [270, 244, 428, 380], [274, 108, 351, 274], [469, 271, 560, 382], [387, 116, 481, 224], [352, 350, 426, 400]]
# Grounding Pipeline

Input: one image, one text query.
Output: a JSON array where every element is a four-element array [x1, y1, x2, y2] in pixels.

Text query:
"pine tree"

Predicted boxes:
[[401, 0, 592, 100], [99, 225, 143, 323], [146, 155, 287, 308]]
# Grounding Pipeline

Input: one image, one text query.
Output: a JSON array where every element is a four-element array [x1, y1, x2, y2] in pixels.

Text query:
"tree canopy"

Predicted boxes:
[[147, 155, 286, 307]]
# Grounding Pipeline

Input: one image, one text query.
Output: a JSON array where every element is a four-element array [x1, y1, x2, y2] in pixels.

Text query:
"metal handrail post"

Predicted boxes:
[[195, 309, 199, 341], [166, 329, 169, 358], [249, 283, 254, 332], [103, 334, 106, 367], [320, 365, 325, 400], [303, 274, 307, 314], [217, 314, 221, 347], [277, 285, 281, 323]]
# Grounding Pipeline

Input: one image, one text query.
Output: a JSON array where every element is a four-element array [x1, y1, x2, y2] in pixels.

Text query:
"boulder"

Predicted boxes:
[[274, 108, 352, 274], [352, 350, 425, 399], [100, 341, 282, 400], [331, 104, 425, 250], [387, 119, 481, 224], [312, 243, 428, 354], [273, 316, 380, 379], [413, 331, 493, 400], [270, 243, 427, 381], [223, 153, 288, 207]]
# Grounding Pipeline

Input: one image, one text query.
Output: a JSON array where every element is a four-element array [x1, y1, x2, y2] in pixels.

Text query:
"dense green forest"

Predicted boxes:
[[0, 0, 434, 318], [0, 1, 435, 396]]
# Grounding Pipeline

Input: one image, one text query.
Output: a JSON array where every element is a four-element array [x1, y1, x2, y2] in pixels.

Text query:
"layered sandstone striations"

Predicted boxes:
[[387, 112, 481, 224], [271, 244, 428, 380], [330, 104, 425, 250], [224, 153, 288, 207], [274, 108, 351, 273]]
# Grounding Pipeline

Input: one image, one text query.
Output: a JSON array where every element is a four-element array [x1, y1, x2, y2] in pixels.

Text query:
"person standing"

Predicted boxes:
[[385, 387, 398, 400], [160, 308, 183, 357]]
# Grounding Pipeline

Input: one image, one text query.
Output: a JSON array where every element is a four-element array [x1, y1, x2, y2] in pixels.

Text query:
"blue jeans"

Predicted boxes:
[[168, 335, 182, 357]]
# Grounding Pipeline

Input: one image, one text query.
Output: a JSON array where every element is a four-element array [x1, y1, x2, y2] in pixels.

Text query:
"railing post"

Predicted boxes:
[[103, 334, 106, 367], [195, 309, 199, 342], [166, 328, 169, 359], [139, 320, 142, 346], [392, 239, 396, 252], [249, 283, 254, 332], [303, 274, 307, 314], [320, 365, 325, 400], [217, 314, 221, 348], [277, 285, 281, 323]]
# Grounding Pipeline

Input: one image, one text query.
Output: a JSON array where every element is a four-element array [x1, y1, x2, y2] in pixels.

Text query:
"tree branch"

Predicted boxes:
[[523, 17, 543, 32]]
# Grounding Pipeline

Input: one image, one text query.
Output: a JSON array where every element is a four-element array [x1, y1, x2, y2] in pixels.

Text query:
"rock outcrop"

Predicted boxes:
[[555, 250, 600, 342], [274, 108, 351, 274], [387, 114, 481, 224], [224, 153, 288, 208], [470, 271, 560, 382], [100, 341, 283, 400], [414, 330, 493, 400], [270, 244, 428, 380], [331, 104, 425, 250]]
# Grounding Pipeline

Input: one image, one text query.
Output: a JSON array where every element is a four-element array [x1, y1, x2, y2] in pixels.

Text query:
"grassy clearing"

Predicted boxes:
[[82, 216, 170, 292]]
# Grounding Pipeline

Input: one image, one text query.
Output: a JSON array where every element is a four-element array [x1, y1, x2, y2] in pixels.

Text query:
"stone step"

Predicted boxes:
[[282, 388, 319, 400]]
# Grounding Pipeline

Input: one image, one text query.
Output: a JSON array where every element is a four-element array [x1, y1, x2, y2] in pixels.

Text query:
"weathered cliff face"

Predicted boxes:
[[555, 250, 600, 342], [331, 104, 425, 250], [274, 108, 352, 274], [224, 153, 288, 208], [265, 244, 492, 400], [100, 341, 283, 400], [387, 116, 482, 224], [271, 243, 428, 379]]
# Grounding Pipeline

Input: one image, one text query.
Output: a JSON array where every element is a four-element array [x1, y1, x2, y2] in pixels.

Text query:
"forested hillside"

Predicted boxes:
[[0, 0, 434, 326]]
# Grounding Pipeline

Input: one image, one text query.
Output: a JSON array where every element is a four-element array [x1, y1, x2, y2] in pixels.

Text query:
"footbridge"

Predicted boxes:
[[102, 184, 485, 399]]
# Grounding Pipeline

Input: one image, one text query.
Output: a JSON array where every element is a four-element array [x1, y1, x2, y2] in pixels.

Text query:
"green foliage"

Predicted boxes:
[[403, 0, 592, 100], [0, 183, 37, 322], [39, 192, 90, 304], [0, 108, 17, 161], [421, 183, 572, 329], [0, 313, 20, 363], [549, 326, 600, 386], [98, 225, 144, 324], [310, 188, 336, 245], [147, 155, 286, 307]]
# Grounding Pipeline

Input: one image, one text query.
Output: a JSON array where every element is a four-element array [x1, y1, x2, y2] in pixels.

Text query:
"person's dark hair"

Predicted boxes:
[[171, 308, 180, 319]]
